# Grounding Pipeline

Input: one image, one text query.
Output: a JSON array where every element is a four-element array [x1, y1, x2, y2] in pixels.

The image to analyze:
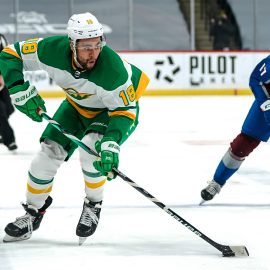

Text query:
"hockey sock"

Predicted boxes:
[[213, 149, 244, 185]]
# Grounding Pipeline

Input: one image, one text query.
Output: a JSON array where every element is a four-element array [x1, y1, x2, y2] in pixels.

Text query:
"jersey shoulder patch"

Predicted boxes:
[[90, 46, 129, 90], [37, 35, 72, 71]]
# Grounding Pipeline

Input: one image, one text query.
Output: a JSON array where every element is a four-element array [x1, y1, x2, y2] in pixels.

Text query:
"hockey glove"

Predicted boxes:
[[260, 99, 270, 126], [9, 81, 46, 122], [93, 137, 120, 180]]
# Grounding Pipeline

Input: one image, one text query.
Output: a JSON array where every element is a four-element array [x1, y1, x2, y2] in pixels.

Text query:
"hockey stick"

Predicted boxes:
[[37, 108, 249, 257]]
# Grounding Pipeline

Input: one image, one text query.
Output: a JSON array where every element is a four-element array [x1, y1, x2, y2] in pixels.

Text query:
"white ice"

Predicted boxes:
[[1, 96, 270, 270]]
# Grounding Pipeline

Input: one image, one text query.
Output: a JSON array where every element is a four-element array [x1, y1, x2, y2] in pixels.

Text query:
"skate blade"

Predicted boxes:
[[78, 237, 87, 246], [3, 232, 32, 243], [9, 149, 18, 155], [199, 199, 206, 205]]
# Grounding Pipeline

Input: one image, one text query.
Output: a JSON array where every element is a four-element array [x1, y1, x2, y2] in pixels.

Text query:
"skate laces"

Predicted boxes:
[[14, 213, 35, 233], [206, 181, 221, 195], [80, 202, 101, 226], [13, 203, 38, 232]]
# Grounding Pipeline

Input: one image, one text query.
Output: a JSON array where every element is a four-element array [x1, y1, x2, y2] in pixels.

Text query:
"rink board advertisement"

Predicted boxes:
[[25, 51, 270, 97]]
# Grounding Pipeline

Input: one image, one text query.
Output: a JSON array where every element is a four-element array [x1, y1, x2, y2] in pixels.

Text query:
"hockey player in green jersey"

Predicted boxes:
[[0, 12, 149, 244]]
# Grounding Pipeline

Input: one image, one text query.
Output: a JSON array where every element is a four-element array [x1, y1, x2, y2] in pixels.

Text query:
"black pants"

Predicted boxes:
[[0, 86, 15, 146]]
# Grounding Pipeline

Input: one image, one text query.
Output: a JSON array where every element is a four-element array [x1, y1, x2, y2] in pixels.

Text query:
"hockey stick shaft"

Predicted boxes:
[[38, 109, 248, 257]]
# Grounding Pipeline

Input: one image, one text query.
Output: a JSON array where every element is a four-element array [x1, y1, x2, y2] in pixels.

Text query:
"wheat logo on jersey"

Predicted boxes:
[[63, 87, 93, 100]]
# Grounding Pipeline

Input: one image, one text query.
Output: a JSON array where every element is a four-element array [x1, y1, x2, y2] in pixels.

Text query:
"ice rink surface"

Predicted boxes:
[[1, 96, 270, 270]]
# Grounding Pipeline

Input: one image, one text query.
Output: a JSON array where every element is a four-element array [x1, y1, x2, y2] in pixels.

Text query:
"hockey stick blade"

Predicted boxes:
[[222, 245, 249, 257], [38, 109, 249, 257]]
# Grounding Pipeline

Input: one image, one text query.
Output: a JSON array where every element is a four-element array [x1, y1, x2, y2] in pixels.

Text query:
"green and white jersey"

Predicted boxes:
[[0, 35, 149, 121]]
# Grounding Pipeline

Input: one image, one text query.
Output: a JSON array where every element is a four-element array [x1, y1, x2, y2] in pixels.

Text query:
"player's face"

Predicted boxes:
[[75, 37, 102, 70]]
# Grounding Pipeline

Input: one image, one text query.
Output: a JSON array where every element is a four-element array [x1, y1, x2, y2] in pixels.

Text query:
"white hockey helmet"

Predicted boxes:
[[67, 12, 105, 45]]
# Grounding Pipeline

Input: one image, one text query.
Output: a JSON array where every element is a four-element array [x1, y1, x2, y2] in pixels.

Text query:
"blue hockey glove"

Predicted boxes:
[[93, 137, 120, 180], [9, 81, 46, 122], [260, 99, 270, 126]]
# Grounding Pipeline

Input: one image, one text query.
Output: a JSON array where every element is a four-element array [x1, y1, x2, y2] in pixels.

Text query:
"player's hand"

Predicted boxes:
[[93, 137, 120, 180], [9, 81, 46, 122]]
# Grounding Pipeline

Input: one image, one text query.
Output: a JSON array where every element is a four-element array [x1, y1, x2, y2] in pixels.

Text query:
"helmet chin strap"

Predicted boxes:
[[70, 38, 105, 71], [71, 40, 83, 69]]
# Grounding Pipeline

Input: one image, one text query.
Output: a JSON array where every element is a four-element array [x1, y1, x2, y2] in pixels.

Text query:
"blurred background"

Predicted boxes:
[[1, 0, 269, 97], [0, 0, 268, 51]]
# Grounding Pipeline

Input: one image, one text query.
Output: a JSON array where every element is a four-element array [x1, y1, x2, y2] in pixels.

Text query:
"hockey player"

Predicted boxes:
[[0, 12, 149, 243], [201, 55, 270, 203], [0, 33, 17, 151]]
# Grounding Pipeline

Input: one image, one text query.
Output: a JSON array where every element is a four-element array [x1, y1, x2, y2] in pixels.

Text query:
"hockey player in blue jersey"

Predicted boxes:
[[201, 55, 270, 202]]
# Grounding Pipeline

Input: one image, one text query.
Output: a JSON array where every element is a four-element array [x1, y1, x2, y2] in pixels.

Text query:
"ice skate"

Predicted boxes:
[[3, 196, 53, 242], [76, 198, 102, 245], [200, 180, 222, 205]]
